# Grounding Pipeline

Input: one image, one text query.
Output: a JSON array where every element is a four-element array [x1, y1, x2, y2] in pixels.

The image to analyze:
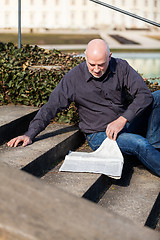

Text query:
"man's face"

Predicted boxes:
[[86, 52, 111, 78]]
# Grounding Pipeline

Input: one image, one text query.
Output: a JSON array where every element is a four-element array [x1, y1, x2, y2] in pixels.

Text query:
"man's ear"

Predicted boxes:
[[84, 50, 87, 61], [109, 52, 112, 61]]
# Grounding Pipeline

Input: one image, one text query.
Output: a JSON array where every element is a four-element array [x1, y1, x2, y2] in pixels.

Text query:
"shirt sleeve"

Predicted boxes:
[[121, 60, 153, 122], [25, 72, 75, 140]]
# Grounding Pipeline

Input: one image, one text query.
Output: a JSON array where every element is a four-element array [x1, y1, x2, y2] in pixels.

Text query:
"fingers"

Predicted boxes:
[[14, 137, 23, 147], [106, 117, 127, 141], [106, 122, 118, 140], [7, 135, 32, 147], [7, 137, 20, 147], [106, 129, 117, 141]]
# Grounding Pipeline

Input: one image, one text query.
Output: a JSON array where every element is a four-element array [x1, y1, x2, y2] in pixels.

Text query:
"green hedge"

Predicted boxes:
[[0, 42, 159, 124], [0, 42, 85, 124]]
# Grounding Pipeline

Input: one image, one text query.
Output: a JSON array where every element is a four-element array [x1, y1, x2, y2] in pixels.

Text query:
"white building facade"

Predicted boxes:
[[0, 0, 159, 31]]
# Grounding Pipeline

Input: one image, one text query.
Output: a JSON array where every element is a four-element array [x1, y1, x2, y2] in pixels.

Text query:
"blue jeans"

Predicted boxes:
[[86, 90, 160, 176]]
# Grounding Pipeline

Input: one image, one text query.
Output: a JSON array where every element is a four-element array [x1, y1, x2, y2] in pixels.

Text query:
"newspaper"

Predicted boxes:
[[59, 138, 124, 179]]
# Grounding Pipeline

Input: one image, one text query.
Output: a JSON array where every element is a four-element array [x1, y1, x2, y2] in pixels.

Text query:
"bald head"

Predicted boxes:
[[86, 39, 110, 58], [85, 39, 111, 78]]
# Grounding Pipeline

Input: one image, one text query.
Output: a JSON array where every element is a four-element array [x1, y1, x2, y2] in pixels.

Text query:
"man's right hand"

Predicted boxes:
[[7, 135, 32, 147]]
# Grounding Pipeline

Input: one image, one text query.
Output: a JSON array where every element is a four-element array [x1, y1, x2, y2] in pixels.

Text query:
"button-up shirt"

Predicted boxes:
[[25, 57, 153, 140]]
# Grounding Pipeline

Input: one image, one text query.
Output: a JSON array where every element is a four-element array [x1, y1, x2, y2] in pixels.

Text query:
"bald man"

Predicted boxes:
[[85, 39, 128, 140], [8, 39, 160, 177]]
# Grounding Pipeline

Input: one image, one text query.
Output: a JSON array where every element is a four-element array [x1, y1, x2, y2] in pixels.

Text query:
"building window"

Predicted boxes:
[[5, 12, 9, 25], [55, 0, 60, 5], [83, 0, 87, 5], [42, 12, 46, 22], [43, 0, 47, 5], [144, 11, 148, 18], [94, 12, 98, 21], [30, 13, 34, 25], [71, 11, 75, 25], [154, 12, 157, 21], [133, 0, 137, 6], [5, 0, 9, 5], [30, 0, 34, 5], [55, 12, 60, 25], [154, 0, 157, 7], [111, 12, 115, 24], [82, 11, 86, 24], [71, 0, 75, 5]]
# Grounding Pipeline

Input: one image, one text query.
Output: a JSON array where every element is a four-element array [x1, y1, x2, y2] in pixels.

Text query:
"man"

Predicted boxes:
[[7, 39, 160, 176]]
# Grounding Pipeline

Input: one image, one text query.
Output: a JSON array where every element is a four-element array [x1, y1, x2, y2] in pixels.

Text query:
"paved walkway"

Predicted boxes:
[[38, 30, 160, 51], [101, 30, 160, 50]]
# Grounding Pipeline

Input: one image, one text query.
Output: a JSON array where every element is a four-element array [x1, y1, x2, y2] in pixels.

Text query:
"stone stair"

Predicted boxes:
[[0, 105, 85, 174], [0, 105, 160, 239]]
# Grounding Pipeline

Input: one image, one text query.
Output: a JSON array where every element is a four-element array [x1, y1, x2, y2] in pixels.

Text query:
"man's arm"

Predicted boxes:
[[106, 60, 153, 141], [121, 61, 153, 123], [7, 70, 75, 147]]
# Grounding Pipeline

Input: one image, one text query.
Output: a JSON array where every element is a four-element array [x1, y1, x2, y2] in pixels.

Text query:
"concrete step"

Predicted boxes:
[[42, 153, 160, 231], [98, 161, 160, 231], [42, 162, 112, 201], [0, 105, 85, 176], [42, 144, 113, 201], [0, 160, 159, 240], [0, 105, 111, 204], [0, 123, 84, 176], [0, 105, 38, 145]]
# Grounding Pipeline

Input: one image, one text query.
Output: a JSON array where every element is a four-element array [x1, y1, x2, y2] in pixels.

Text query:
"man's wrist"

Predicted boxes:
[[118, 116, 127, 124]]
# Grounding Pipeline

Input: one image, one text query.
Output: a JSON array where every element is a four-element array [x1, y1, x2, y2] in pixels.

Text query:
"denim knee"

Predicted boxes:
[[116, 133, 146, 155], [152, 90, 160, 107], [86, 132, 107, 151]]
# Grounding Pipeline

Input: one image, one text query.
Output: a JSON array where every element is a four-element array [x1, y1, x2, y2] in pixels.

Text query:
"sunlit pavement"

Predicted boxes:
[[37, 30, 160, 51]]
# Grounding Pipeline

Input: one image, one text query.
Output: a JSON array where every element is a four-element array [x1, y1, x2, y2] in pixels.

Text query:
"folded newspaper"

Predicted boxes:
[[59, 138, 124, 179]]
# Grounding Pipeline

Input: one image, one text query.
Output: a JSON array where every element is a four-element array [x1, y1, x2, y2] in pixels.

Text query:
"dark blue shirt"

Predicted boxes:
[[25, 57, 153, 140]]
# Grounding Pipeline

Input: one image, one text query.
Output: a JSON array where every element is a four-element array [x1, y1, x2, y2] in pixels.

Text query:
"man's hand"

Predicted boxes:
[[7, 135, 32, 147], [106, 116, 127, 141]]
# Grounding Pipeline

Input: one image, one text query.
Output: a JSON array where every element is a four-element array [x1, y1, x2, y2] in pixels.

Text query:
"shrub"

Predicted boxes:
[[0, 42, 85, 124]]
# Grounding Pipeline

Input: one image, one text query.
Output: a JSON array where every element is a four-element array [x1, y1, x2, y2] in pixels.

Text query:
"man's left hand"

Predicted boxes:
[[106, 116, 127, 141]]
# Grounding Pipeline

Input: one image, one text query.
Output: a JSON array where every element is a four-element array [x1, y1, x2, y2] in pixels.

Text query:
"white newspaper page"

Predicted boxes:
[[59, 138, 124, 179]]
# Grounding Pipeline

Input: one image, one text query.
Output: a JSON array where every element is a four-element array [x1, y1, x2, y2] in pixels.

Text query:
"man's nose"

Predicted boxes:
[[94, 65, 99, 71]]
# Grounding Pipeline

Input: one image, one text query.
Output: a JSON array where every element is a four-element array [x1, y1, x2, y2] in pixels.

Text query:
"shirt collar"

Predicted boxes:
[[84, 57, 116, 82], [84, 62, 93, 82], [109, 57, 116, 73]]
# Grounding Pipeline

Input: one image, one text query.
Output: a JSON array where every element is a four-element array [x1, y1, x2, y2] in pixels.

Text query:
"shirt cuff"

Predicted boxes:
[[122, 109, 135, 122], [24, 129, 37, 141]]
